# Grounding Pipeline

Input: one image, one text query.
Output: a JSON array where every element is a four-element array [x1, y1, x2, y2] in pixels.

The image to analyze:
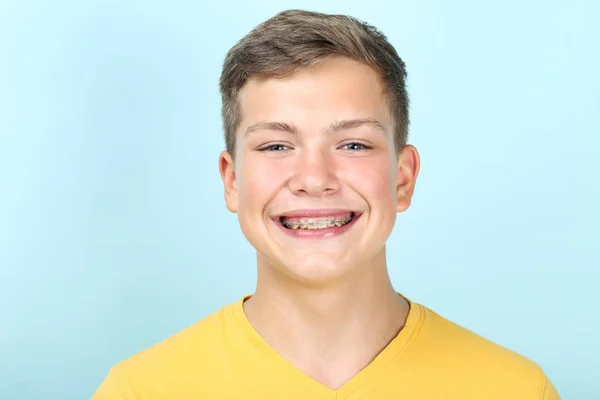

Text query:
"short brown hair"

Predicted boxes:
[[219, 9, 409, 157]]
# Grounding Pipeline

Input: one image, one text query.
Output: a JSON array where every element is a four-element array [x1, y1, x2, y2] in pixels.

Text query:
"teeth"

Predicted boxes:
[[281, 215, 353, 230]]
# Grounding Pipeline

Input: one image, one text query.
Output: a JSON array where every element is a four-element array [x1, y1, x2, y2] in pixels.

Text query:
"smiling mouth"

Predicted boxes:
[[279, 212, 356, 230], [273, 211, 362, 239]]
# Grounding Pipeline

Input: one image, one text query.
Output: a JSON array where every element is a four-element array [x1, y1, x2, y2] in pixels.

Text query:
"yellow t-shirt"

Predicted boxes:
[[92, 295, 560, 399]]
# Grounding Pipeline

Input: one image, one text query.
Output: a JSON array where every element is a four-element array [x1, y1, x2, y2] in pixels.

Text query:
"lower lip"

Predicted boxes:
[[273, 213, 362, 240]]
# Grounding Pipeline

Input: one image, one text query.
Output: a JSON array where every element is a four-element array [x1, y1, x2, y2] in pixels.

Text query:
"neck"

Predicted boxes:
[[243, 248, 409, 389]]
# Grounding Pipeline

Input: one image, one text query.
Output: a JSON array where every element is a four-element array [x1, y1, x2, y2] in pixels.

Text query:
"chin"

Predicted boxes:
[[277, 256, 356, 284]]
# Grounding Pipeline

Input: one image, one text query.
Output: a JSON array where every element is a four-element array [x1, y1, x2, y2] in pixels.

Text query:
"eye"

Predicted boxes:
[[341, 142, 371, 151], [259, 143, 290, 152]]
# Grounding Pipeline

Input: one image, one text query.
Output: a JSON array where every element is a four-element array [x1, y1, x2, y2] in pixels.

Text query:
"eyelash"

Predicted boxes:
[[341, 142, 372, 151], [258, 142, 372, 152], [259, 143, 290, 152]]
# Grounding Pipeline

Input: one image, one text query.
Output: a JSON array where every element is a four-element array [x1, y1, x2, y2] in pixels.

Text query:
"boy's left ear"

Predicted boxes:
[[396, 145, 420, 212], [219, 150, 238, 213]]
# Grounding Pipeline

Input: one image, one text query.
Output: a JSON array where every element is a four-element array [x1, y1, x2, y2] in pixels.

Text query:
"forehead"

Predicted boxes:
[[236, 57, 391, 136]]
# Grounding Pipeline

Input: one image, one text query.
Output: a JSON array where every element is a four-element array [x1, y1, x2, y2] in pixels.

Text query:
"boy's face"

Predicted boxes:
[[219, 57, 419, 283]]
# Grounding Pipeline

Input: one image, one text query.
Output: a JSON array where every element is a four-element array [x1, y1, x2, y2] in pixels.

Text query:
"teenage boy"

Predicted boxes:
[[93, 10, 560, 399]]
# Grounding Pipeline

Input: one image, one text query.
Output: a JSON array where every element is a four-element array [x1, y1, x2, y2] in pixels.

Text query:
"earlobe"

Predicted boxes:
[[218, 150, 238, 213], [396, 145, 420, 213]]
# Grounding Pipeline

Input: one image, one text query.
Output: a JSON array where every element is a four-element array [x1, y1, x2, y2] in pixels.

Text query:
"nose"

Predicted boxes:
[[288, 148, 340, 197]]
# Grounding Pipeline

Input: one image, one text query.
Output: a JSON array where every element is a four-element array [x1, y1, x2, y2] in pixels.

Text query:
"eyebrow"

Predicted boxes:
[[244, 117, 386, 138], [324, 118, 386, 136]]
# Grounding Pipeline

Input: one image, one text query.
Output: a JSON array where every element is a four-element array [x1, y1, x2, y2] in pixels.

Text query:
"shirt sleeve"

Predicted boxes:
[[541, 374, 561, 400], [91, 370, 129, 400]]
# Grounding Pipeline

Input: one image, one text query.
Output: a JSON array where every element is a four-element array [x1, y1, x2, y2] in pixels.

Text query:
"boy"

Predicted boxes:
[[93, 9, 560, 399]]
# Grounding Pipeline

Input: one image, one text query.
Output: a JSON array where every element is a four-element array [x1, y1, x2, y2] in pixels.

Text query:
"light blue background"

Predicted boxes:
[[1, 0, 598, 398]]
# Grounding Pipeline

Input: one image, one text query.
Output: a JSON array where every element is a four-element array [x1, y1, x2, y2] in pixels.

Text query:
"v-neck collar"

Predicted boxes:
[[231, 293, 424, 399]]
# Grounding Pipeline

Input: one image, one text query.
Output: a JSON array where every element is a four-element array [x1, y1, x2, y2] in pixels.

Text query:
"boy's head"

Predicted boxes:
[[219, 9, 410, 158], [218, 10, 419, 284]]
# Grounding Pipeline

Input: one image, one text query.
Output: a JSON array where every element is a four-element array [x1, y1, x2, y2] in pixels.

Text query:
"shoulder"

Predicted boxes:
[[420, 304, 533, 361], [407, 302, 556, 398], [108, 300, 236, 383]]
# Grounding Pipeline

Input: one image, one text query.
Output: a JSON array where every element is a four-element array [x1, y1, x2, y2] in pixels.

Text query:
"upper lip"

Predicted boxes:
[[272, 209, 360, 219]]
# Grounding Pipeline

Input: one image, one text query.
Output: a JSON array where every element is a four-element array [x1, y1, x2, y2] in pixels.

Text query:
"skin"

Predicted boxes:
[[219, 57, 420, 390]]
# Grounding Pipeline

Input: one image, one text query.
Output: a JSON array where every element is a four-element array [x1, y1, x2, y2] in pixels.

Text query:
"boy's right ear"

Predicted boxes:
[[218, 150, 238, 213]]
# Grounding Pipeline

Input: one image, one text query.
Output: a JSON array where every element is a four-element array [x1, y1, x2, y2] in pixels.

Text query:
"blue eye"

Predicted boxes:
[[260, 144, 289, 152], [342, 142, 371, 151]]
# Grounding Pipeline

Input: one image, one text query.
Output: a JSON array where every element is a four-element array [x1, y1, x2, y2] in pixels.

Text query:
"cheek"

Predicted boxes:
[[344, 157, 397, 201], [238, 157, 288, 211]]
